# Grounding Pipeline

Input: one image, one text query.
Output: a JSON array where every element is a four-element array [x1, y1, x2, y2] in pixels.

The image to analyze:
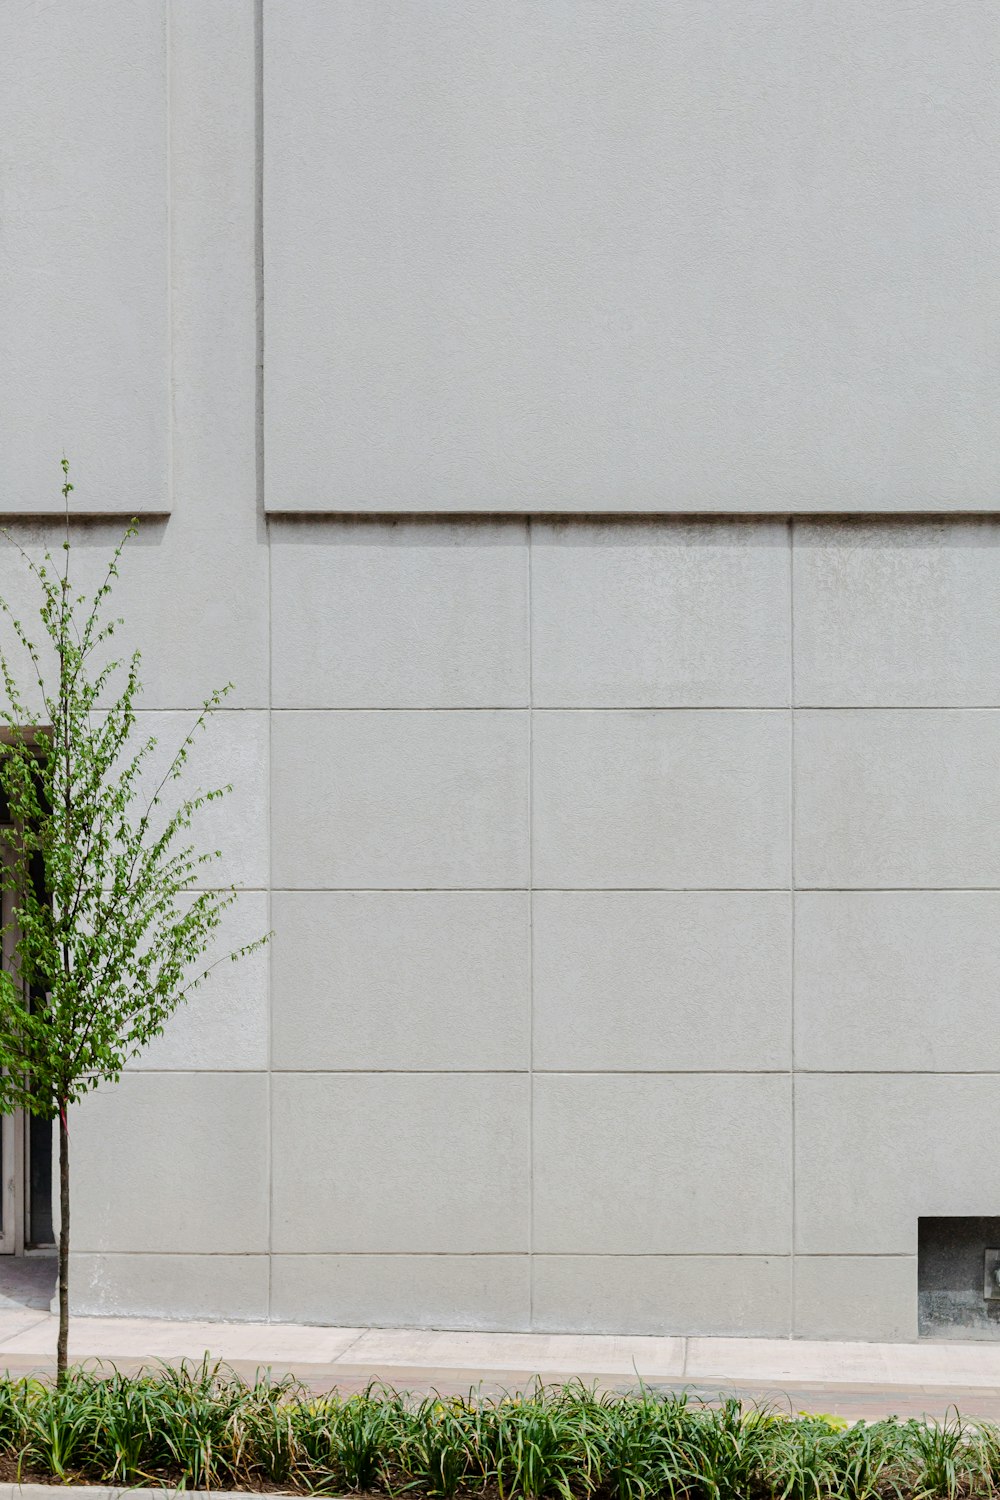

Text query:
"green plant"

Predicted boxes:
[[906, 1409, 978, 1500], [0, 1369, 987, 1498], [767, 1417, 895, 1500], [589, 1386, 693, 1500], [241, 1372, 300, 1488], [0, 462, 267, 1380], [19, 1375, 94, 1480], [667, 1396, 767, 1500], [491, 1384, 601, 1500], [404, 1395, 483, 1499], [292, 1385, 404, 1494]]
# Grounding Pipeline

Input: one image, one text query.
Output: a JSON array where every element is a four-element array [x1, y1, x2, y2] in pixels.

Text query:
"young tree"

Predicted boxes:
[[0, 463, 265, 1380]]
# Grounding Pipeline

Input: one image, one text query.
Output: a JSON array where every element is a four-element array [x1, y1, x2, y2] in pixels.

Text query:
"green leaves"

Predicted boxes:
[[0, 1369, 991, 1498], [0, 490, 267, 1117]]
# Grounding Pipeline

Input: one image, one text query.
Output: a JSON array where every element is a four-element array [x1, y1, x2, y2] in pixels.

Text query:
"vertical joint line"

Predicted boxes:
[[254, 0, 265, 523], [165, 0, 174, 516], [253, 0, 272, 1321], [527, 517, 534, 1329], [789, 516, 796, 1339]]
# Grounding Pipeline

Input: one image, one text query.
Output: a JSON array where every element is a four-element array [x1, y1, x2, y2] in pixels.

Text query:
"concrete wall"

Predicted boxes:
[[261, 0, 1000, 514], [1, 1, 999, 1340]]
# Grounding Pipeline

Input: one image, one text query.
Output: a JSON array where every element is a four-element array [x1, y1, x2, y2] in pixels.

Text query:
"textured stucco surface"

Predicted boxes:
[[62, 496, 1000, 1339], [0, 0, 169, 514], [1, 1, 999, 1341], [263, 1, 1000, 513]]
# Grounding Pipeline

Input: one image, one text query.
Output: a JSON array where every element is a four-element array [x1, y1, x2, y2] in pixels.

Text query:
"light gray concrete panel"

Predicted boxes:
[[533, 892, 790, 1071], [795, 1075, 1000, 1254], [533, 712, 789, 889], [110, 526, 269, 712], [168, 0, 258, 513], [796, 892, 1000, 1072], [271, 711, 529, 889], [11, 689, 263, 930], [130, 892, 269, 1071], [271, 521, 528, 708], [272, 892, 530, 1071], [794, 521, 1000, 708], [0, 521, 268, 718], [793, 1257, 916, 1341], [796, 710, 1000, 889], [0, 530, 82, 722], [531, 521, 789, 707], [157, 0, 269, 711], [264, 2, 1000, 513], [533, 1075, 791, 1254], [72, 1073, 268, 1254], [132, 711, 269, 890], [0, 0, 168, 514], [72, 1254, 269, 1322], [0, 2, 267, 710], [271, 1255, 530, 1331], [533, 1256, 790, 1337], [271, 1074, 530, 1253]]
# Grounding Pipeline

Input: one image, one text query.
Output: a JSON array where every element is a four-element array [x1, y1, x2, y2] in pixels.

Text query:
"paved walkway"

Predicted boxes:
[[0, 1257, 55, 1312], [0, 1307, 997, 1422]]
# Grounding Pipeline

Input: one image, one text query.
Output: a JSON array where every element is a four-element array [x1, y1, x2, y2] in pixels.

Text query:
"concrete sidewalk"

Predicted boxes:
[[0, 1308, 998, 1422]]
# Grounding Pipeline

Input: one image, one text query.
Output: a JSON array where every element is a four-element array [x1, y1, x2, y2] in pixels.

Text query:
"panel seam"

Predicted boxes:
[[789, 516, 797, 1339], [527, 518, 535, 1330], [253, 0, 271, 1323], [164, 0, 174, 516]]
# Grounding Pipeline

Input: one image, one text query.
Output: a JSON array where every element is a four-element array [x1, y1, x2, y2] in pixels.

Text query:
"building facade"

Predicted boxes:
[[1, 0, 999, 1341]]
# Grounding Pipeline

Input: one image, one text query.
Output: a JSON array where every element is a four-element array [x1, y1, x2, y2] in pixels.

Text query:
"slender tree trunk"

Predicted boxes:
[[57, 1102, 69, 1384], [58, 508, 72, 1387]]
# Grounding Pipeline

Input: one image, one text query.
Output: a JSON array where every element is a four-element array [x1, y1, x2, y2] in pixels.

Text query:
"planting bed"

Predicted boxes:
[[0, 1362, 991, 1498]]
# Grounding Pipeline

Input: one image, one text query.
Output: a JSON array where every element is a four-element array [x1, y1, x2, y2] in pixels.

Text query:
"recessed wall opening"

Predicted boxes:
[[0, 783, 54, 1256], [918, 1217, 1000, 1340]]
